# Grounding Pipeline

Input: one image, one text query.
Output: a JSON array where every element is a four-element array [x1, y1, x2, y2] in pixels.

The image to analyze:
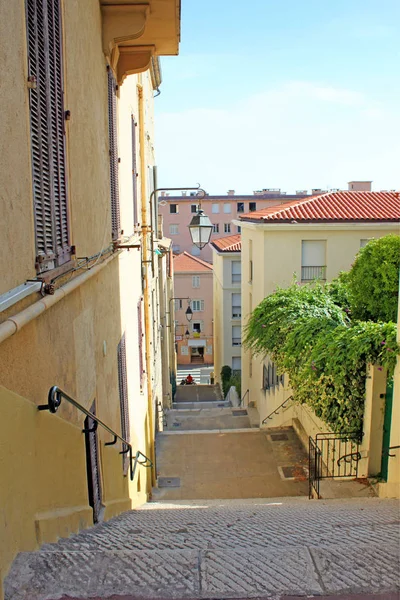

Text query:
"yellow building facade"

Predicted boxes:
[[0, 0, 180, 595]]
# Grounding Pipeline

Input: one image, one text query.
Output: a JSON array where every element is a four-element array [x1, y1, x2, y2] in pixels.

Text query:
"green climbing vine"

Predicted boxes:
[[244, 281, 399, 433]]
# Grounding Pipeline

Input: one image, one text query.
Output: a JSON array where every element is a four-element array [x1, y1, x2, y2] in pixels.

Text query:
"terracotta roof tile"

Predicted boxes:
[[239, 191, 400, 223], [210, 234, 242, 253], [173, 251, 213, 272]]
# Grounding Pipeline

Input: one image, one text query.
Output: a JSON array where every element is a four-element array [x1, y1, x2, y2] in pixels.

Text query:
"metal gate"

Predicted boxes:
[[309, 432, 361, 499]]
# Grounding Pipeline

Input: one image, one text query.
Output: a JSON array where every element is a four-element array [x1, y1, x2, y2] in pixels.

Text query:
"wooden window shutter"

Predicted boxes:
[[26, 0, 71, 272], [131, 115, 138, 225], [107, 67, 120, 240], [137, 299, 145, 387], [117, 333, 130, 473]]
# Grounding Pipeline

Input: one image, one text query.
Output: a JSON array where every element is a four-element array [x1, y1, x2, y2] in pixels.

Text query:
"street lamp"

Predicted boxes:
[[188, 208, 213, 250], [167, 297, 193, 328], [185, 329, 190, 339]]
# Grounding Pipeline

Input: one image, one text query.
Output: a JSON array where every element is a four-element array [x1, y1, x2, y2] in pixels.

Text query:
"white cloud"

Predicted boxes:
[[155, 81, 400, 194]]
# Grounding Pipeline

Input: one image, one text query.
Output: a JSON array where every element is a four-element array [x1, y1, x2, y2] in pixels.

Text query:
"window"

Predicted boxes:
[[231, 260, 241, 283], [192, 275, 200, 288], [301, 240, 326, 281], [224, 223, 231, 233], [174, 299, 183, 310], [169, 224, 179, 235], [237, 202, 244, 213], [213, 224, 219, 233], [212, 203, 219, 213], [237, 226, 241, 233], [360, 238, 372, 248], [232, 293, 241, 318], [249, 239, 253, 282], [172, 244, 180, 253], [249, 202, 257, 212], [232, 356, 241, 373], [170, 204, 178, 213], [108, 68, 120, 241], [191, 245, 201, 256], [131, 115, 138, 225], [192, 322, 201, 333], [181, 346, 189, 355], [137, 300, 144, 387], [224, 203, 231, 213], [117, 333, 130, 472], [263, 360, 284, 390], [191, 204, 198, 213], [232, 325, 241, 346], [26, 0, 71, 272], [191, 300, 204, 312]]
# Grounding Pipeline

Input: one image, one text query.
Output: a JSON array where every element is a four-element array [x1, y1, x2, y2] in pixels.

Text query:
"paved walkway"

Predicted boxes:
[[165, 407, 252, 431], [154, 427, 309, 501], [5, 498, 399, 599]]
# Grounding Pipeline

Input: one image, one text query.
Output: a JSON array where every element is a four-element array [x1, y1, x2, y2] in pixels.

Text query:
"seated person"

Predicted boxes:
[[185, 374, 194, 384]]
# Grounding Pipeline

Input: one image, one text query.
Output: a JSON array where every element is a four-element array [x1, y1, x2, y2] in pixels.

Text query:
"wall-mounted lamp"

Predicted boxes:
[[166, 297, 192, 328], [185, 304, 193, 322], [185, 329, 190, 339]]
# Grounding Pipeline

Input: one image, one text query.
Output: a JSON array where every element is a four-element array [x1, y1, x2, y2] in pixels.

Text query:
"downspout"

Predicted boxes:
[[138, 84, 156, 488]]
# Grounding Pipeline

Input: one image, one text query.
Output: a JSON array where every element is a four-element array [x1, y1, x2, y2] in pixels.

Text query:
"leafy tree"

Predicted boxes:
[[347, 235, 400, 322]]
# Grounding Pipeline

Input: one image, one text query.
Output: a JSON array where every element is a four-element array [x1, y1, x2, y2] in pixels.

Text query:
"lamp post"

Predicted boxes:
[[166, 297, 193, 329]]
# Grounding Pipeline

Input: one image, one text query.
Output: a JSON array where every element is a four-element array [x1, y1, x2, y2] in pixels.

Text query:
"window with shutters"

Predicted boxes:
[[232, 325, 241, 346], [192, 275, 200, 288], [170, 204, 178, 214], [137, 300, 145, 388], [26, 0, 71, 272], [191, 299, 204, 312], [131, 115, 138, 225], [213, 224, 219, 233], [231, 293, 241, 318], [117, 333, 130, 473], [224, 223, 231, 233], [231, 260, 241, 283], [169, 224, 179, 235], [223, 203, 231, 213], [301, 240, 326, 281], [108, 67, 120, 240]]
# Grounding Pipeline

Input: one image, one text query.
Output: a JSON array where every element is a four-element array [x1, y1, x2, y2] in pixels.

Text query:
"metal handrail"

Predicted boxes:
[[240, 389, 249, 407], [337, 451, 362, 467], [262, 395, 293, 424], [38, 386, 153, 481], [383, 445, 400, 458]]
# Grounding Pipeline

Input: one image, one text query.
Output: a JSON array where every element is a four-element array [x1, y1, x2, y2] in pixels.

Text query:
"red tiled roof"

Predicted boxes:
[[173, 251, 213, 272], [239, 191, 400, 223], [210, 234, 242, 253]]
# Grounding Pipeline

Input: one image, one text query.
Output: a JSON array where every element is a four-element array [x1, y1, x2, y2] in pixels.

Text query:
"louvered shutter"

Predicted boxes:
[[131, 115, 138, 225], [117, 333, 130, 473], [26, 0, 70, 272], [137, 299, 145, 387], [107, 68, 120, 240]]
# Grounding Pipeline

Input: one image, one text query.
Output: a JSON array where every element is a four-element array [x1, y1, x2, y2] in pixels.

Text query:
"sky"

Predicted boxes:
[[154, 0, 400, 195]]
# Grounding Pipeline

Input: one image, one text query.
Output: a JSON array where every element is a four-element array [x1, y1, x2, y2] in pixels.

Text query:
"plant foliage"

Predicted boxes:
[[244, 282, 398, 433], [347, 235, 400, 322]]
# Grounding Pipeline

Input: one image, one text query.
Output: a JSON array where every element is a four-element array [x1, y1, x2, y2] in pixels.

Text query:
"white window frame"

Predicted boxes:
[[232, 293, 241, 319], [223, 203, 231, 213], [169, 224, 179, 235], [224, 223, 231, 233], [231, 260, 241, 283], [192, 275, 200, 288], [212, 203, 219, 214], [191, 299, 204, 312]]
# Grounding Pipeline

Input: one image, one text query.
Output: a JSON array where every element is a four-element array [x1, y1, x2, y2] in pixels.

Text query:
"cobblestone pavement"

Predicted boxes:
[[5, 498, 399, 600]]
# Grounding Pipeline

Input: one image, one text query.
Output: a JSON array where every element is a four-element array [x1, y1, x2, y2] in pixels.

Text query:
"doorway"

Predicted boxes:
[[380, 380, 394, 481], [84, 401, 104, 523], [190, 346, 204, 364]]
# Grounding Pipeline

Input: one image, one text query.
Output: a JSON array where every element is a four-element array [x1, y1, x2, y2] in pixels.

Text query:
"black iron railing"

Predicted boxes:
[[308, 431, 362, 499], [262, 395, 293, 425], [38, 386, 153, 480], [301, 266, 326, 281]]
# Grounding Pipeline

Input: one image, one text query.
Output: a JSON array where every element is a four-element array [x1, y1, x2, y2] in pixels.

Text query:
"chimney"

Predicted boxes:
[[181, 191, 187, 196], [161, 191, 165, 197], [227, 190, 235, 196], [348, 181, 372, 192]]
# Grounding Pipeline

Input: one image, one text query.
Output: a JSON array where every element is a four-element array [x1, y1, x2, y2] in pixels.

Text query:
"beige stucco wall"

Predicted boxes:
[[212, 249, 242, 383]]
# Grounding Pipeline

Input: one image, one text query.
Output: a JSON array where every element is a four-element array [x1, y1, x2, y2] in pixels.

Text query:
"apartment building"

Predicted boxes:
[[211, 235, 242, 383], [172, 252, 213, 365], [0, 0, 180, 594], [160, 189, 309, 262], [235, 188, 400, 494]]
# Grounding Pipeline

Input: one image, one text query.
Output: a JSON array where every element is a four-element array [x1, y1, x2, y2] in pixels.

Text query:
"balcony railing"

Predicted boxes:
[[232, 338, 241, 346], [301, 265, 326, 282]]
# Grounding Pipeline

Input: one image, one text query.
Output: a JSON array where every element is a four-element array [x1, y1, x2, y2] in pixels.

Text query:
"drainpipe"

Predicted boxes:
[[138, 84, 156, 488]]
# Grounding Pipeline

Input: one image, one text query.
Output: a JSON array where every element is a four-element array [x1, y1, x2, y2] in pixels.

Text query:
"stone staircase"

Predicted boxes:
[[5, 498, 400, 600]]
